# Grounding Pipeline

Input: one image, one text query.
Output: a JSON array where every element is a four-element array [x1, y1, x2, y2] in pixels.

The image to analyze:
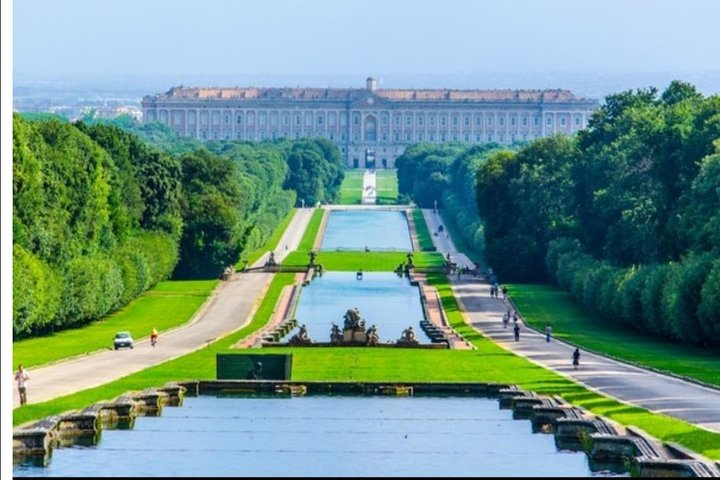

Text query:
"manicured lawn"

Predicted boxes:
[[412, 209, 435, 251], [338, 170, 364, 204], [13, 280, 218, 369], [236, 208, 297, 268], [508, 284, 720, 388], [297, 208, 325, 252], [282, 251, 445, 271], [376, 169, 398, 205]]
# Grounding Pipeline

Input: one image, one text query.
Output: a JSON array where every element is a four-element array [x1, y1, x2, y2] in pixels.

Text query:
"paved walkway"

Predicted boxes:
[[361, 169, 376, 204], [16, 208, 314, 407], [427, 209, 720, 433], [421, 209, 475, 268]]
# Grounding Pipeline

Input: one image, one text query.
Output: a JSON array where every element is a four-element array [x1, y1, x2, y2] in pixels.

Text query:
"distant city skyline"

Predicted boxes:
[[13, 0, 720, 79]]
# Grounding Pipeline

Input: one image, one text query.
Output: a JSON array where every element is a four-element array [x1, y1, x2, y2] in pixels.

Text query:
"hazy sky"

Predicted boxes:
[[13, 0, 720, 78]]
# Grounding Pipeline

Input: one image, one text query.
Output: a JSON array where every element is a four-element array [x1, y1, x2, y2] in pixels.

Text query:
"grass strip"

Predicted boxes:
[[236, 208, 297, 268], [338, 170, 364, 205], [282, 251, 445, 271], [13, 280, 218, 369], [13, 273, 296, 427], [376, 169, 398, 205], [296, 209, 324, 252], [509, 284, 720, 388], [411, 209, 435, 251]]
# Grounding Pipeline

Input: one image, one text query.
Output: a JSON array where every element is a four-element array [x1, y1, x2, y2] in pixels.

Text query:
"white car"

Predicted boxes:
[[114, 331, 134, 350]]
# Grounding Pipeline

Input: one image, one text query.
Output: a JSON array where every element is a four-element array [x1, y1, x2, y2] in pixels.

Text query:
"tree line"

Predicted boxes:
[[13, 114, 344, 338], [396, 81, 720, 347]]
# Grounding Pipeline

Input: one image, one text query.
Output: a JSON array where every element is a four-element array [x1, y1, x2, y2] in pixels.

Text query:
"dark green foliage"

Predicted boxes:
[[283, 139, 345, 206], [480, 83, 720, 347]]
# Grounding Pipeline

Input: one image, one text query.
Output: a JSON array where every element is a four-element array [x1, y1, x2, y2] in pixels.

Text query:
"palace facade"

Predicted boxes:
[[141, 77, 599, 168]]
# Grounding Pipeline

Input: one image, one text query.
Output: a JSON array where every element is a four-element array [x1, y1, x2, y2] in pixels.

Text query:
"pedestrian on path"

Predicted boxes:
[[545, 324, 552, 342], [513, 323, 520, 341], [502, 285, 508, 301], [15, 364, 30, 405], [503, 310, 510, 328], [572, 348, 581, 369]]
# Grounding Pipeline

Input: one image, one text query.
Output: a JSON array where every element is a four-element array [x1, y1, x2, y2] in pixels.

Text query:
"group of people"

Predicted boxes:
[[500, 310, 581, 368], [489, 283, 508, 300]]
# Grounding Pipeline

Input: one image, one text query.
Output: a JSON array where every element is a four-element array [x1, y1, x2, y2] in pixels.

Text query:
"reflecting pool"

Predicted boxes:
[[14, 395, 626, 477], [321, 210, 412, 251], [287, 271, 430, 344]]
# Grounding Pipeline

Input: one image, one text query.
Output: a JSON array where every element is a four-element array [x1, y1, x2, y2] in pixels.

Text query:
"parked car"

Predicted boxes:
[[114, 331, 134, 350]]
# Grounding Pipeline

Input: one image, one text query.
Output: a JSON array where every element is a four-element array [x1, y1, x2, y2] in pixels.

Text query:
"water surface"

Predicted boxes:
[[14, 395, 625, 477], [321, 210, 412, 251]]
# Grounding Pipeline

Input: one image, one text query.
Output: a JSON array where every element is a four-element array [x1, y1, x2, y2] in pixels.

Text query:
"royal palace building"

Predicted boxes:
[[142, 77, 599, 168]]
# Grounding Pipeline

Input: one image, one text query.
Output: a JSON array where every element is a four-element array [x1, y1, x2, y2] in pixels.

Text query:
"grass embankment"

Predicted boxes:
[[13, 273, 296, 427], [376, 169, 399, 205], [13, 280, 217, 369], [509, 284, 720, 388], [236, 208, 297, 268], [412, 209, 435, 251], [338, 170, 364, 205], [283, 251, 445, 271], [296, 208, 325, 252]]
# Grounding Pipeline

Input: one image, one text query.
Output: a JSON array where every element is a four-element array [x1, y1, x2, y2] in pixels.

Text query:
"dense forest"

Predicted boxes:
[[397, 81, 720, 347], [13, 115, 344, 337]]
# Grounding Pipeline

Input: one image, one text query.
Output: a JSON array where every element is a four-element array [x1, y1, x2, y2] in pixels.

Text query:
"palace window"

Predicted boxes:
[[353, 113, 360, 126], [464, 133, 470, 142], [487, 115, 493, 127], [282, 113, 289, 126], [440, 115, 447, 126], [534, 116, 540, 126], [487, 133, 493, 142], [429, 115, 436, 126], [405, 115, 412, 127], [259, 112, 266, 126], [329, 112, 336, 126], [418, 115, 424, 126], [295, 114, 301, 126], [546, 115, 553, 126], [173, 112, 182, 125], [476, 134, 481, 142], [224, 114, 230, 125], [406, 132, 412, 142], [499, 116, 505, 127], [381, 113, 389, 126], [317, 114, 324, 125], [510, 117, 516, 127], [429, 133, 435, 142], [394, 115, 401, 126], [575, 116, 581, 126], [394, 132, 400, 142], [441, 133, 446, 142], [464, 115, 470, 126], [452, 133, 458, 141], [418, 132, 424, 141], [499, 133, 504, 142], [270, 112, 278, 126], [475, 115, 482, 126], [237, 113, 243, 124], [236, 131, 243, 140], [452, 116, 458, 126], [305, 113, 313, 126], [212, 111, 220, 125], [341, 113, 348, 126], [188, 112, 196, 125], [247, 112, 255, 124], [382, 132, 388, 142], [213, 131, 219, 139], [560, 117, 566, 127]]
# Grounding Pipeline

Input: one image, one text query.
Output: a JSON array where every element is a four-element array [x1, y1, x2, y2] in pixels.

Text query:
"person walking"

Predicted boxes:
[[513, 323, 520, 341], [150, 327, 159, 347], [572, 348, 581, 369], [15, 364, 30, 405], [545, 324, 552, 342], [501, 285, 508, 301]]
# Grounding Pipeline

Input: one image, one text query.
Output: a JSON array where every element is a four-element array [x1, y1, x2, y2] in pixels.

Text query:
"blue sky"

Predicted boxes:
[[13, 0, 720, 78]]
